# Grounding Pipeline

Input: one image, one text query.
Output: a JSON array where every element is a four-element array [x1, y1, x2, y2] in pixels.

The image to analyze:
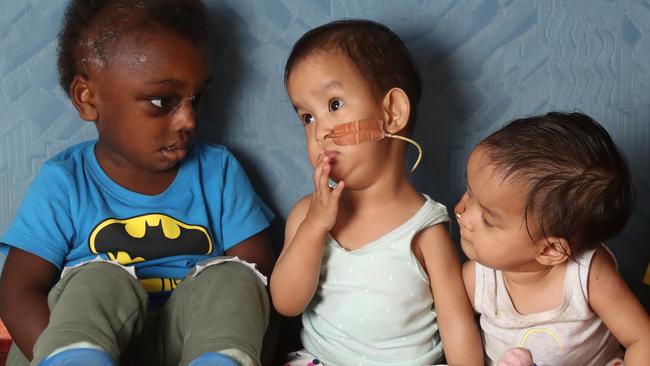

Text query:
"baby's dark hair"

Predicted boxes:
[[479, 112, 634, 255], [57, 0, 207, 96], [284, 19, 422, 132]]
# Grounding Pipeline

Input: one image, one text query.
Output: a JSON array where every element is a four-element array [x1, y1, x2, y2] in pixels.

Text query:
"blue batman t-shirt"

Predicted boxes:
[[1, 140, 273, 298]]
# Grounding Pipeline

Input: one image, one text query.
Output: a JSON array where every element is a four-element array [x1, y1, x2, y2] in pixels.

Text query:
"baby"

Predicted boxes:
[[455, 112, 650, 365]]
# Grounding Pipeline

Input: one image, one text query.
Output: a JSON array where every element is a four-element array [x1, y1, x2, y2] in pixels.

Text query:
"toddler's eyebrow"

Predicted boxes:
[[291, 80, 343, 112], [312, 80, 342, 96]]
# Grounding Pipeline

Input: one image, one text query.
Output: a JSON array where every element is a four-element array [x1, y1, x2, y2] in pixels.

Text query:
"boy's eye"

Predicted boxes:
[[191, 93, 204, 111], [302, 113, 315, 125], [329, 98, 344, 112], [149, 97, 177, 112]]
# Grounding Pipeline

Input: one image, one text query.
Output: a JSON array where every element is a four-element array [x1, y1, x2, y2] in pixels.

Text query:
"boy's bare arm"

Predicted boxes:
[[416, 225, 484, 366], [589, 246, 650, 366], [0, 247, 58, 360], [225, 231, 276, 278]]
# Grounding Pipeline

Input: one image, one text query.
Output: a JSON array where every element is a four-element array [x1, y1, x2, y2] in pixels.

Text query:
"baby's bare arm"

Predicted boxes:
[[0, 247, 58, 360], [589, 246, 650, 366], [416, 225, 484, 366]]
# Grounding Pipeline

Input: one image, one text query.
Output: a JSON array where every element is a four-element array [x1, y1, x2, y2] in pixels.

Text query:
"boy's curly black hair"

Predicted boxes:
[[57, 0, 207, 96], [478, 112, 634, 256], [284, 19, 422, 133]]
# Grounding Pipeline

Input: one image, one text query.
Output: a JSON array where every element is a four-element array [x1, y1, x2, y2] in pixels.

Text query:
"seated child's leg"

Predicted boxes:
[[6, 343, 29, 366], [30, 261, 148, 364], [161, 259, 269, 366]]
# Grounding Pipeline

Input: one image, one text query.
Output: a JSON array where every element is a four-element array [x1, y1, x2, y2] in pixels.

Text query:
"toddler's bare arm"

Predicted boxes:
[[416, 225, 484, 366], [271, 153, 344, 316]]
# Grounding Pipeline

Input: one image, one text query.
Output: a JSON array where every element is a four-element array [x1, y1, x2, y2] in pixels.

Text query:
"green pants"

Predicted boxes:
[[8, 259, 270, 366]]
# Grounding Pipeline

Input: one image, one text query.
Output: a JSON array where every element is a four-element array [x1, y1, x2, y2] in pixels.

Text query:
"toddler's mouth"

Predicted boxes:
[[322, 150, 339, 159], [321, 150, 340, 164]]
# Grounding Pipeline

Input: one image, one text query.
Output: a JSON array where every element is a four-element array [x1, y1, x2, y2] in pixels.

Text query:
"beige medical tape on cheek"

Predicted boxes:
[[324, 118, 423, 173]]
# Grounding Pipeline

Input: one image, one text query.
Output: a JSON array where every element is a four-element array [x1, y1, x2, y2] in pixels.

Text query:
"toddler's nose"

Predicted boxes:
[[314, 119, 334, 144]]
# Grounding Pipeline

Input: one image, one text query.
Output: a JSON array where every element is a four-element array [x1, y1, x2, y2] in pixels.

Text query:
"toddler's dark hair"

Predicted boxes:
[[479, 112, 634, 255], [284, 19, 422, 132], [57, 0, 207, 96]]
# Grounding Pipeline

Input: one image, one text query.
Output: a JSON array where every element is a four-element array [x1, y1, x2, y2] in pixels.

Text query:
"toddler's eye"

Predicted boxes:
[[302, 113, 315, 125], [329, 98, 344, 112]]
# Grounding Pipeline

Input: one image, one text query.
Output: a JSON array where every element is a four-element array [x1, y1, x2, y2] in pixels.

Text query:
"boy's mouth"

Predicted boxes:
[[160, 142, 188, 162]]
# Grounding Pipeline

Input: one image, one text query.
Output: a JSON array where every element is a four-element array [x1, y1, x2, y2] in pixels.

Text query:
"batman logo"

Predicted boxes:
[[89, 214, 213, 265]]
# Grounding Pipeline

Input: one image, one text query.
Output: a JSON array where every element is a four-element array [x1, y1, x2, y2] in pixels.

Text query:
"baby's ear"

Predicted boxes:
[[535, 237, 572, 266], [70, 74, 98, 122], [381, 87, 410, 134]]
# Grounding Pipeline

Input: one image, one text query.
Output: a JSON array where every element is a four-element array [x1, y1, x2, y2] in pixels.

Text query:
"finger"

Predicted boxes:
[[319, 160, 332, 195], [331, 180, 345, 200], [312, 156, 327, 192]]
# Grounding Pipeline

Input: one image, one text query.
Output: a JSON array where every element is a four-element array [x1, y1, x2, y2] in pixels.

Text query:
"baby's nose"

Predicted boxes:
[[454, 199, 467, 221]]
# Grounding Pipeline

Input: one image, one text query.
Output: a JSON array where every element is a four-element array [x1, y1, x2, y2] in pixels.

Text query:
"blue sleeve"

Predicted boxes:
[[0, 163, 74, 269], [219, 150, 274, 251]]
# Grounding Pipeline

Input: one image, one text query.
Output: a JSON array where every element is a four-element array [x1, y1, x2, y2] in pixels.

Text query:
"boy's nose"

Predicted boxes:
[[171, 100, 197, 132]]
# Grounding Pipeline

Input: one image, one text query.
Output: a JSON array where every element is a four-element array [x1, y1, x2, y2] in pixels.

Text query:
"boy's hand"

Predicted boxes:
[[303, 152, 344, 232]]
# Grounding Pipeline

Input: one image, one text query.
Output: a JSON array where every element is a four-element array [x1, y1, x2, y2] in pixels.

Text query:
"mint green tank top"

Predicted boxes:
[[302, 195, 449, 365]]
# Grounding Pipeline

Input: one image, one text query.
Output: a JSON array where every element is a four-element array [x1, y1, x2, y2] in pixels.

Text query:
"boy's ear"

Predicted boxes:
[[69, 74, 98, 122], [535, 237, 571, 266], [381, 87, 410, 134]]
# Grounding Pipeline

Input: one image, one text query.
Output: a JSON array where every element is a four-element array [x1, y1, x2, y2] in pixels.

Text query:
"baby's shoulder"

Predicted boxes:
[[586, 245, 617, 280]]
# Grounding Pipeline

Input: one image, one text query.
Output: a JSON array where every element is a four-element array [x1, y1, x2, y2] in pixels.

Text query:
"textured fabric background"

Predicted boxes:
[[1, 0, 648, 308]]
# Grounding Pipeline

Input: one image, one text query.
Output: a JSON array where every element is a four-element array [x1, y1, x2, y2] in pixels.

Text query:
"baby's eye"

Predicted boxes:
[[482, 215, 494, 228], [301, 113, 315, 125], [328, 98, 344, 112]]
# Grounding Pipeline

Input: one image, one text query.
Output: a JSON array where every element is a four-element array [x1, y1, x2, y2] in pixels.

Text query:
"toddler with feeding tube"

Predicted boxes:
[[270, 19, 483, 366]]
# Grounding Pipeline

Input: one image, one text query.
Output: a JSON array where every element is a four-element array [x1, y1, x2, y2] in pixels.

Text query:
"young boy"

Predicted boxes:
[[0, 1, 275, 365]]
